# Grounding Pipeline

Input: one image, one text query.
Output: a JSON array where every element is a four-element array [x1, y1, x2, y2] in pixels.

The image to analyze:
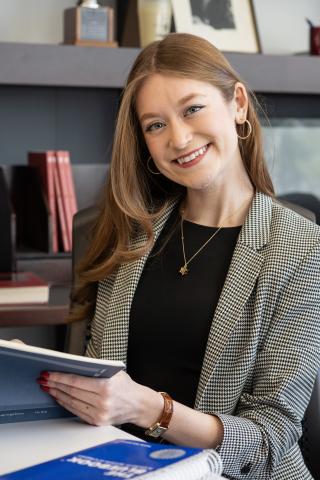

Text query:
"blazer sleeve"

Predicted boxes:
[[214, 242, 320, 479]]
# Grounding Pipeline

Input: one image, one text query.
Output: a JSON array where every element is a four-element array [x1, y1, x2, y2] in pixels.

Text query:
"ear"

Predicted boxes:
[[233, 82, 249, 124]]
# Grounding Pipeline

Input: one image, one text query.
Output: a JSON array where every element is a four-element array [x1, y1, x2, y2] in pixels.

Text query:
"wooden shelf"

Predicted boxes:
[[0, 283, 70, 327], [0, 258, 72, 327], [0, 42, 139, 89], [0, 304, 69, 327], [1, 42, 320, 94]]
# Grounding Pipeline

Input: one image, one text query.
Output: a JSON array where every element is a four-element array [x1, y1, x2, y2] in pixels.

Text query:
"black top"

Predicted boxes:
[[124, 209, 241, 439]]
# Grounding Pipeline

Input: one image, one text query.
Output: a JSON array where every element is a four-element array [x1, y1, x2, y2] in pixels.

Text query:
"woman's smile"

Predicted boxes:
[[174, 143, 211, 169]]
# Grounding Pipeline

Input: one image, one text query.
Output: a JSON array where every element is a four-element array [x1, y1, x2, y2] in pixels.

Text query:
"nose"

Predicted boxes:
[[168, 119, 193, 151]]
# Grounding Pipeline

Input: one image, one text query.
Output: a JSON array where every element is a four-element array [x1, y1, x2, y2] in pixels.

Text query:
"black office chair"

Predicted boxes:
[[278, 192, 320, 225], [64, 205, 99, 356], [66, 199, 320, 478]]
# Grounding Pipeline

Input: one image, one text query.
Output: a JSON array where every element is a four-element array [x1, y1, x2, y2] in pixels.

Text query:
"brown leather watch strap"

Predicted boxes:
[[158, 392, 174, 428], [145, 391, 174, 438]]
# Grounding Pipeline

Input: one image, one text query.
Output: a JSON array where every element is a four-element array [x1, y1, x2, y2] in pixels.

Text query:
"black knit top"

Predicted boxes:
[[124, 209, 241, 439]]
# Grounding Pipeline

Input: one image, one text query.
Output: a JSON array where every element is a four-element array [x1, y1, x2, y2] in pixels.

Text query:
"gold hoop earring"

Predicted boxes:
[[237, 119, 252, 140], [147, 156, 161, 175]]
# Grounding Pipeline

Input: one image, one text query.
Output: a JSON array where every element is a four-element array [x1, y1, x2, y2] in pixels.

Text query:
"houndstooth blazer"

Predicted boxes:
[[86, 192, 320, 480]]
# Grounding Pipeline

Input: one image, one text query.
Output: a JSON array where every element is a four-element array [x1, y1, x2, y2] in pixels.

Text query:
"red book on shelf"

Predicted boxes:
[[55, 151, 78, 250], [28, 151, 58, 253], [63, 150, 78, 220], [53, 165, 70, 252], [55, 151, 71, 249], [0, 272, 49, 305]]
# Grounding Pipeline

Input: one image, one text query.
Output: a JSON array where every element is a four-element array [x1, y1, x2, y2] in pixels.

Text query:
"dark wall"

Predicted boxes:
[[0, 85, 120, 165]]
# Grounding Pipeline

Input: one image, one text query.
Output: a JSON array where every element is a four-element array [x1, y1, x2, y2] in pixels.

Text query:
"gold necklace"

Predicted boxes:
[[179, 197, 252, 276]]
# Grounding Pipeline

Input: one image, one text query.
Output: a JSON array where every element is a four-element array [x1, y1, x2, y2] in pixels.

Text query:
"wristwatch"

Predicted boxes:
[[145, 392, 174, 438]]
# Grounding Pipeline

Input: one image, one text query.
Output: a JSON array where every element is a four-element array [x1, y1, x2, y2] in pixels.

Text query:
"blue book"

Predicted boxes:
[[0, 439, 223, 479], [0, 339, 125, 424]]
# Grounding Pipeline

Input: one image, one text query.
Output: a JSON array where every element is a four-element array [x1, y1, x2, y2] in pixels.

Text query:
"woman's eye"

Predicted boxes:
[[145, 122, 165, 132], [185, 105, 204, 116]]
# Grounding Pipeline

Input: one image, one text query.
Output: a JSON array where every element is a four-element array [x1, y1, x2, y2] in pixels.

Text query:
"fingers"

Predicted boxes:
[[44, 372, 104, 394], [49, 386, 95, 425], [38, 371, 133, 427], [42, 378, 100, 406], [38, 373, 112, 426]]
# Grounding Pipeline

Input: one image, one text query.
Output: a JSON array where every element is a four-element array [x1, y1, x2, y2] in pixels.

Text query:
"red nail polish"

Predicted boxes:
[[40, 385, 50, 392], [40, 371, 50, 379], [36, 378, 48, 386]]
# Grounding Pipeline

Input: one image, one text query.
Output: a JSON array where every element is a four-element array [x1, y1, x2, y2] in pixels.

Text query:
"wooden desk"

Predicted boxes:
[[0, 418, 136, 475]]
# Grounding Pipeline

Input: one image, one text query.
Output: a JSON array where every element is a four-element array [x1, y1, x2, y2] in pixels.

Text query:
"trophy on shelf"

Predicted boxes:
[[63, 0, 117, 47]]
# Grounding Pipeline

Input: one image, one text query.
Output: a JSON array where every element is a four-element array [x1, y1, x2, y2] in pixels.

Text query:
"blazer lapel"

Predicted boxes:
[[100, 199, 178, 363], [195, 192, 273, 407]]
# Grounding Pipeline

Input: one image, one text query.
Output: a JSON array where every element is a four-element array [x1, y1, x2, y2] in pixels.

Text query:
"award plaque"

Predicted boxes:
[[64, 0, 117, 47]]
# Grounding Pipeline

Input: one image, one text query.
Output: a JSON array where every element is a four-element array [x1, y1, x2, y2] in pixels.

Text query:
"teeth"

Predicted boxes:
[[177, 145, 208, 165]]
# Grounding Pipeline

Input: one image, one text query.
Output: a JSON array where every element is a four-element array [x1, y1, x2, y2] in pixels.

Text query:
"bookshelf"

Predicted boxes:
[[1, 42, 320, 337], [1, 42, 320, 93]]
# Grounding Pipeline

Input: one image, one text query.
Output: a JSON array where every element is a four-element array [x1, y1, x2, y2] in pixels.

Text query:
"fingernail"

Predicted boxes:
[[40, 385, 50, 392], [36, 378, 48, 386], [40, 371, 50, 379]]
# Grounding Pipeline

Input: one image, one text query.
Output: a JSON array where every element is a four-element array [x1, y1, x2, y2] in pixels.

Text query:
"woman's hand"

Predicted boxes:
[[38, 371, 163, 427]]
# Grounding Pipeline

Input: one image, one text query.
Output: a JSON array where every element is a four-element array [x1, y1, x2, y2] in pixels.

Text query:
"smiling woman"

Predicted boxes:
[[48, 33, 320, 480]]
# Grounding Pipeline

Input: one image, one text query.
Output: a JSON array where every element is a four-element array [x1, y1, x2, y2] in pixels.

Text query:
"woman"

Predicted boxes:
[[39, 34, 320, 479]]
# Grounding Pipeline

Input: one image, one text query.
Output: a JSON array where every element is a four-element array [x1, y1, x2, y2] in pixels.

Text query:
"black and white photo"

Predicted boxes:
[[172, 0, 259, 53]]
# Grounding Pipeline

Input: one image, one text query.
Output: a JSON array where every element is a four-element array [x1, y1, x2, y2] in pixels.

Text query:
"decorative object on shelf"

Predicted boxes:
[[137, 0, 172, 47], [64, 0, 117, 47], [308, 19, 320, 55], [252, 0, 320, 54], [172, 0, 259, 53]]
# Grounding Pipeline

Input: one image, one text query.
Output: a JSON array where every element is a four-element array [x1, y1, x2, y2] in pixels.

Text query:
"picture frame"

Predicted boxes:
[[172, 0, 260, 53]]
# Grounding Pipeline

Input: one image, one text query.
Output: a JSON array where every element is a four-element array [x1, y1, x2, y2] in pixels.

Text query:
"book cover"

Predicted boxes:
[[28, 151, 58, 253], [0, 439, 223, 480], [0, 272, 49, 305], [5, 165, 52, 253], [56, 150, 74, 250], [0, 340, 125, 424], [62, 150, 78, 220], [53, 164, 70, 252]]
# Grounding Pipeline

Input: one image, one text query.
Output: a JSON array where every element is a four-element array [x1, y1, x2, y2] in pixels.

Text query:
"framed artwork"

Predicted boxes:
[[172, 0, 260, 53]]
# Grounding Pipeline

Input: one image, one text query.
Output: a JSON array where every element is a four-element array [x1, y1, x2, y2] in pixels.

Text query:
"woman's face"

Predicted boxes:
[[136, 74, 247, 193]]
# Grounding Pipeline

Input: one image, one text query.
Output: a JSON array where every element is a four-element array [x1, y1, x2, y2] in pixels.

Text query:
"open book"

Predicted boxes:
[[0, 339, 125, 424], [0, 439, 223, 480]]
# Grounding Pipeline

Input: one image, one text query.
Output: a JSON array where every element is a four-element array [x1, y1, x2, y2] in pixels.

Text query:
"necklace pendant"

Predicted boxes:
[[179, 265, 189, 276]]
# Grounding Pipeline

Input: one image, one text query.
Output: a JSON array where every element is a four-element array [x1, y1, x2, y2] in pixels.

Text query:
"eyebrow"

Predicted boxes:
[[139, 93, 207, 123]]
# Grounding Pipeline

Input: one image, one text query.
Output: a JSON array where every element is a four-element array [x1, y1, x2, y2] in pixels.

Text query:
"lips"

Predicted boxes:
[[174, 143, 211, 168]]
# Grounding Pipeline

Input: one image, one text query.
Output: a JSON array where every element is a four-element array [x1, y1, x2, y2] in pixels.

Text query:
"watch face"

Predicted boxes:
[[146, 424, 167, 438]]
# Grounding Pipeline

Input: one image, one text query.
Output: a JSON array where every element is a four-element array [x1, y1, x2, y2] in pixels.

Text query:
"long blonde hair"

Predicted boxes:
[[69, 33, 274, 323]]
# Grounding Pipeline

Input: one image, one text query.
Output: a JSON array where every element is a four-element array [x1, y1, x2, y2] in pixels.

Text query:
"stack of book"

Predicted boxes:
[[28, 150, 78, 253], [0, 272, 49, 306]]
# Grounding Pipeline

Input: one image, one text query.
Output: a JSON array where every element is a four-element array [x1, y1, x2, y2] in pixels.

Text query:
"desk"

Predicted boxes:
[[0, 418, 136, 475]]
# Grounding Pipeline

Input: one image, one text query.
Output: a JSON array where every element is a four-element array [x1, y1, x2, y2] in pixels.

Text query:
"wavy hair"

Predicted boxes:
[[69, 33, 274, 323]]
